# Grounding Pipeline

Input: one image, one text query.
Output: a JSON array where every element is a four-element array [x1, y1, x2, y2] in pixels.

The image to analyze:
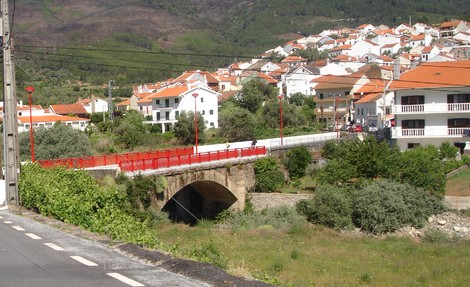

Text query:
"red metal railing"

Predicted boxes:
[[37, 147, 194, 169], [119, 146, 266, 172]]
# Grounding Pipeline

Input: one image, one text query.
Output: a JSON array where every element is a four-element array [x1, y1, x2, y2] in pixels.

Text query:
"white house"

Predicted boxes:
[[407, 34, 433, 47], [353, 79, 394, 127], [390, 60, 470, 152], [17, 114, 90, 133], [77, 96, 109, 114], [147, 81, 220, 133], [453, 31, 470, 44], [283, 65, 320, 97], [440, 20, 468, 38], [349, 39, 381, 58]]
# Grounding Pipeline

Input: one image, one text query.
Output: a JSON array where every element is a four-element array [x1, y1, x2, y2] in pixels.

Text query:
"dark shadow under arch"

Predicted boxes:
[[162, 180, 238, 225]]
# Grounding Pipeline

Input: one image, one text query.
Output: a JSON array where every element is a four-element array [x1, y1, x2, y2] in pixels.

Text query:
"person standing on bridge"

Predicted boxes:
[[226, 141, 230, 150]]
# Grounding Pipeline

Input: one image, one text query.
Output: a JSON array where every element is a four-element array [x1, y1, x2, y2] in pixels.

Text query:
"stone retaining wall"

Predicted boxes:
[[248, 193, 311, 210]]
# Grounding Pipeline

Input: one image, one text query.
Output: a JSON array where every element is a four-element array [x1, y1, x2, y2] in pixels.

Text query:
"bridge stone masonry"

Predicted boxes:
[[158, 160, 256, 223]]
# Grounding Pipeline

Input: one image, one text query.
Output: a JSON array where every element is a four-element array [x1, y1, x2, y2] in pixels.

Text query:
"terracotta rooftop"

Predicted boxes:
[[389, 60, 470, 90]]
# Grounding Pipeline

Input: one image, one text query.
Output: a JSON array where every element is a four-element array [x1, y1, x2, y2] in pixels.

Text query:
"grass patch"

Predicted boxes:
[[155, 220, 470, 287], [446, 167, 470, 196]]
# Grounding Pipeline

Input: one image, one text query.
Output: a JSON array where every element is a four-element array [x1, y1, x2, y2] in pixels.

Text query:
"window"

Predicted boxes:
[[402, 119, 425, 129], [202, 110, 205, 115], [345, 91, 350, 96], [156, 112, 160, 121], [319, 93, 324, 99], [448, 118, 470, 128], [18, 112, 22, 116], [407, 143, 420, 149], [165, 111, 170, 120], [165, 99, 170, 108], [210, 122, 214, 127], [140, 106, 143, 110], [175, 111, 179, 118], [175, 98, 179, 104], [448, 93, 470, 103], [209, 110, 214, 115], [402, 95, 424, 105], [200, 97, 204, 103], [156, 99, 160, 105]]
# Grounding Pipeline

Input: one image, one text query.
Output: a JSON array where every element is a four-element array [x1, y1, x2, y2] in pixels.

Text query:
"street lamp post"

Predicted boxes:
[[278, 94, 284, 145], [192, 93, 199, 153], [335, 95, 339, 139], [25, 86, 35, 162]]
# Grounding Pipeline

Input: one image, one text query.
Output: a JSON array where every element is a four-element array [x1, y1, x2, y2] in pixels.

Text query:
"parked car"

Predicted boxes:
[[348, 124, 362, 133]]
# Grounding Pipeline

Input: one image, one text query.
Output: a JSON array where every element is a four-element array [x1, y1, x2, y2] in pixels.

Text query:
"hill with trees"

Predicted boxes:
[[7, 0, 470, 104]]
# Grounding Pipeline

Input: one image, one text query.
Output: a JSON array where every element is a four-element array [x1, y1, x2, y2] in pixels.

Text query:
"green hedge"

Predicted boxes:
[[19, 163, 157, 246]]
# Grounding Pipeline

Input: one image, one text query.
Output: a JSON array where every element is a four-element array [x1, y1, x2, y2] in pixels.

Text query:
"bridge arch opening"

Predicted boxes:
[[162, 180, 238, 225]]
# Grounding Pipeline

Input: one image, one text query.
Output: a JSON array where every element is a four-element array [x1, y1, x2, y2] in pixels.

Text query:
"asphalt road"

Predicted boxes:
[[0, 210, 211, 287]]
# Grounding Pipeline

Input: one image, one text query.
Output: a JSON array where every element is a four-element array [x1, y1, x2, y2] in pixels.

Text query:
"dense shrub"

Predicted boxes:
[[353, 180, 444, 234], [253, 157, 285, 192], [296, 180, 444, 234], [296, 185, 354, 230], [19, 163, 158, 246], [282, 146, 312, 179], [396, 146, 446, 195]]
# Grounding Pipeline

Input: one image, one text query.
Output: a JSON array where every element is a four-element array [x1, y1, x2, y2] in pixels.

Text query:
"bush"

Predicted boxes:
[[19, 163, 158, 246], [282, 146, 312, 179], [296, 185, 354, 230], [253, 157, 285, 192], [353, 179, 444, 234]]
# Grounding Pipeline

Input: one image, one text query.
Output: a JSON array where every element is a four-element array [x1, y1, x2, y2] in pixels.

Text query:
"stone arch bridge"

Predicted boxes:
[[147, 159, 256, 224]]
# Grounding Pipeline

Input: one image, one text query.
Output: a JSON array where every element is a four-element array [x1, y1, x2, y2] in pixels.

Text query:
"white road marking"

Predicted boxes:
[[70, 256, 98, 267], [0, 215, 4, 218], [11, 226, 25, 231], [107, 273, 145, 287], [4, 221, 12, 224], [44, 243, 65, 251], [25, 233, 42, 240]]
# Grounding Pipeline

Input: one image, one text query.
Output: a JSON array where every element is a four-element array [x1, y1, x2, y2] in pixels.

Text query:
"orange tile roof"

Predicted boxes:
[[18, 115, 90, 124], [148, 85, 189, 99], [410, 34, 426, 41], [331, 44, 352, 51], [116, 99, 131, 106], [50, 104, 88, 115], [389, 60, 470, 90], [355, 79, 385, 94], [281, 55, 307, 63], [355, 92, 383, 104], [440, 20, 464, 28], [18, 105, 42, 111]]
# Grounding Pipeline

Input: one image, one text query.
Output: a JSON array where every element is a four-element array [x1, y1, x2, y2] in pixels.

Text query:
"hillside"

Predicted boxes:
[[7, 0, 470, 104]]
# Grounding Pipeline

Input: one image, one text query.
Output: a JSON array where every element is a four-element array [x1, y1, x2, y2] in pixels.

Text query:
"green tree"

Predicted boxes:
[[218, 102, 256, 141], [114, 110, 146, 149], [261, 98, 305, 129], [282, 146, 312, 179], [253, 157, 285, 192], [173, 111, 205, 145], [19, 122, 92, 161], [237, 78, 278, 113], [396, 146, 446, 195]]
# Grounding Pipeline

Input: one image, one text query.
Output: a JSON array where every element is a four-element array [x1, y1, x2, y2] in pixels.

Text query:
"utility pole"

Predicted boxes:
[[108, 80, 114, 122], [2, 0, 20, 206]]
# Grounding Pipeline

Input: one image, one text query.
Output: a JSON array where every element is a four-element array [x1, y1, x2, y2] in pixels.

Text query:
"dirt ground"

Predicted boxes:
[[13, 208, 273, 287]]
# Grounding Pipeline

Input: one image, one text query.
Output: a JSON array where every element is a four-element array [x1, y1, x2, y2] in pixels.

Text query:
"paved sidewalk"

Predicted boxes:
[[444, 196, 470, 210]]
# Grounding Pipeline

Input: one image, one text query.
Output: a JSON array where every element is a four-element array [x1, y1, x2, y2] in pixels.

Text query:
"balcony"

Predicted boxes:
[[155, 104, 178, 110], [392, 127, 470, 138], [393, 103, 470, 114]]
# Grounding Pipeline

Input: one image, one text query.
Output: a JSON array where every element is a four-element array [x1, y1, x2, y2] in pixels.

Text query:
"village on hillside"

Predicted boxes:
[[6, 20, 470, 153]]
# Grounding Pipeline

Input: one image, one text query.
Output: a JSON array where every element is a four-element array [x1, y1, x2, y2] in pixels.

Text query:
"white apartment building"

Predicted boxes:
[[390, 60, 470, 152], [147, 81, 220, 133]]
